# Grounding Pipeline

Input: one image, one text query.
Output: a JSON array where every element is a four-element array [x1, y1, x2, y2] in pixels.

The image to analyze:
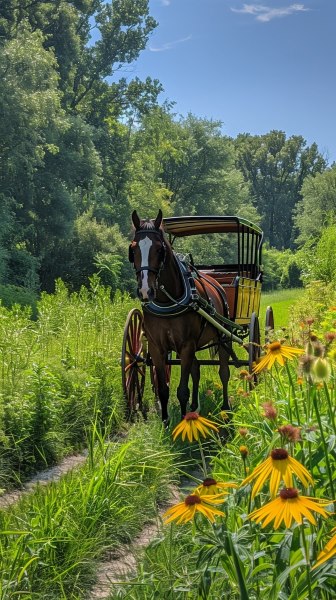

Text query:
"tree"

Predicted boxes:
[[234, 131, 326, 249], [295, 165, 336, 245]]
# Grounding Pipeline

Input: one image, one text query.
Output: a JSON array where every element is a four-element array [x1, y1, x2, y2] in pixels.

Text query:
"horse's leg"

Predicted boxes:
[[177, 343, 196, 418], [190, 358, 200, 412], [150, 349, 170, 424], [218, 343, 231, 412]]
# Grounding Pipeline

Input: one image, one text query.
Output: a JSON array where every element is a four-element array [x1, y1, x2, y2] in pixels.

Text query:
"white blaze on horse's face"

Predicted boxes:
[[138, 236, 153, 300]]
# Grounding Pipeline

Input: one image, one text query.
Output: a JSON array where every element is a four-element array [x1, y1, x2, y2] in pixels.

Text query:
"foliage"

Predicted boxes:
[[297, 225, 336, 285], [262, 246, 303, 290], [295, 165, 336, 245], [234, 131, 326, 249], [0, 280, 136, 483]]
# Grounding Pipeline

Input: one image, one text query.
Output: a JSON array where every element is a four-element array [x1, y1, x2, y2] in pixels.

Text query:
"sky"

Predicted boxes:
[[112, 0, 336, 163]]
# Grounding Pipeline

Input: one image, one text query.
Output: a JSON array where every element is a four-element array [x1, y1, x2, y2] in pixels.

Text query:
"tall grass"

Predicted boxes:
[[0, 419, 178, 599], [0, 277, 136, 485]]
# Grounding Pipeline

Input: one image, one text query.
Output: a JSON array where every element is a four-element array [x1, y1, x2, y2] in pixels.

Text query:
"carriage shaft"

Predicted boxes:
[[195, 307, 244, 345]]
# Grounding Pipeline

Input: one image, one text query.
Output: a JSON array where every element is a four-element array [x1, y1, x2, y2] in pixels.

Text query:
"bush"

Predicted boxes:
[[0, 284, 38, 318]]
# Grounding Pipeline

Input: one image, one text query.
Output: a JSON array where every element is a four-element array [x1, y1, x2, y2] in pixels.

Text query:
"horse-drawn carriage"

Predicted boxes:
[[121, 213, 274, 420]]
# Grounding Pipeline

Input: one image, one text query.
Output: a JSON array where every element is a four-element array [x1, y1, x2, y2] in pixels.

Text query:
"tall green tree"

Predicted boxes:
[[234, 131, 326, 248], [295, 164, 336, 245]]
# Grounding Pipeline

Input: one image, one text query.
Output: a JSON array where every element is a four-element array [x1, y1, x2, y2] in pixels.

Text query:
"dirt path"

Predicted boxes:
[[0, 452, 87, 509], [90, 469, 203, 599], [90, 486, 180, 599]]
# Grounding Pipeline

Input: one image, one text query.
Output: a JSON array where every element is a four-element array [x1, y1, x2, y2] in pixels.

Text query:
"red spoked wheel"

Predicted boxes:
[[248, 312, 261, 382], [121, 309, 147, 418], [265, 305, 275, 343]]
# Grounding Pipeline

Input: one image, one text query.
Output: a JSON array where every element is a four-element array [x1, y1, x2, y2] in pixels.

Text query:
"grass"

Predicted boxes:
[[260, 287, 303, 329], [0, 419, 179, 599]]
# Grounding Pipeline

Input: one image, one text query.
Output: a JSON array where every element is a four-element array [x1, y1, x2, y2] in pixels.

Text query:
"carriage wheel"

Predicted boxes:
[[265, 306, 275, 343], [121, 309, 147, 418], [150, 353, 172, 402], [248, 312, 261, 381]]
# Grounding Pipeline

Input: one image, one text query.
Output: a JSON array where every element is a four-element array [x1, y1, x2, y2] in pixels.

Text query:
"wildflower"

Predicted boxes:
[[205, 389, 213, 396], [219, 410, 230, 422], [300, 354, 316, 376], [306, 318, 315, 326], [262, 401, 277, 421], [312, 357, 331, 382], [195, 477, 237, 496], [249, 487, 332, 529], [253, 341, 304, 374], [328, 307, 336, 312], [297, 377, 303, 386], [163, 493, 225, 525], [312, 341, 325, 358], [239, 427, 248, 437], [240, 445, 249, 459], [313, 528, 336, 569], [172, 412, 218, 442], [278, 424, 301, 443], [239, 369, 250, 380], [241, 448, 313, 499], [325, 332, 336, 343]]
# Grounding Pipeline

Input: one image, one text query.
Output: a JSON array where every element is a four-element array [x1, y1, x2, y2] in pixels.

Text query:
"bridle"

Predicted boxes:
[[129, 229, 167, 286]]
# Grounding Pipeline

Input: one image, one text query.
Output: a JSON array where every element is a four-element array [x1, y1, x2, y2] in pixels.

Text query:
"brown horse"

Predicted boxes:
[[129, 210, 231, 424]]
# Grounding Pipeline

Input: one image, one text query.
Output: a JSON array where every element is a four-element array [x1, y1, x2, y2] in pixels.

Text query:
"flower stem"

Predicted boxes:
[[301, 524, 313, 600], [312, 388, 335, 498], [198, 439, 208, 477]]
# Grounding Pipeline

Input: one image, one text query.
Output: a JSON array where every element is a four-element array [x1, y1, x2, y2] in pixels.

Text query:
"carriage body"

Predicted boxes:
[[122, 215, 274, 416], [163, 215, 263, 327]]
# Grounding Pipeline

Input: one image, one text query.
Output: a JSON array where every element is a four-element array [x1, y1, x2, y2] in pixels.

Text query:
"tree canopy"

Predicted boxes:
[[0, 1, 331, 295]]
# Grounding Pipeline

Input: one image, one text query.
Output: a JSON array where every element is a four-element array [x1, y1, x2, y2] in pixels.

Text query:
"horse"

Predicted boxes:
[[129, 209, 231, 425]]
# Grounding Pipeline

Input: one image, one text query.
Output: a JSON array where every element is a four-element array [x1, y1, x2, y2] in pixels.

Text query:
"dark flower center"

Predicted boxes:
[[271, 448, 289, 460], [185, 494, 202, 506], [184, 412, 199, 421], [202, 478, 217, 487], [269, 341, 281, 351], [280, 487, 299, 500]]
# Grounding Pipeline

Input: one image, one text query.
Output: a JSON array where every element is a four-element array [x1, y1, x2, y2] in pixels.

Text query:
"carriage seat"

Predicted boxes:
[[198, 269, 238, 286]]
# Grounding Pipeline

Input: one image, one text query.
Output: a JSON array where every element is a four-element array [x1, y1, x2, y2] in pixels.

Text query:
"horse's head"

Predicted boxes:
[[129, 210, 166, 302]]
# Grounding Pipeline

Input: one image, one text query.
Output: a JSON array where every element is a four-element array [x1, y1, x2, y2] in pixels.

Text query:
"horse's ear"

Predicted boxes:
[[132, 210, 140, 230], [154, 209, 163, 230]]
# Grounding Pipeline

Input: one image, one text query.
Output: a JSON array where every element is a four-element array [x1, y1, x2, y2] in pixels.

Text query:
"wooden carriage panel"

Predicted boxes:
[[235, 278, 261, 325], [199, 269, 261, 324], [199, 270, 238, 318]]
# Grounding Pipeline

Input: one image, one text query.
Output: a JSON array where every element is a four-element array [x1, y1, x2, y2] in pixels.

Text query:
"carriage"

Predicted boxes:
[[121, 215, 274, 418]]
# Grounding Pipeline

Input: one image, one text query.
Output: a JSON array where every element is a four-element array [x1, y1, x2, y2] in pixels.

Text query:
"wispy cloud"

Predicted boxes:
[[160, 0, 171, 6], [149, 35, 192, 52], [231, 3, 310, 22]]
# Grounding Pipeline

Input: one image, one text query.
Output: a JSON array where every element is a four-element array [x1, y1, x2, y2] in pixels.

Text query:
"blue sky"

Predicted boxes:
[[113, 0, 336, 163]]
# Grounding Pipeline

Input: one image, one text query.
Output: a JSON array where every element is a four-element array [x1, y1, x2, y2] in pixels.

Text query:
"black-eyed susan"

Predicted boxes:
[[195, 477, 237, 497], [241, 448, 313, 499], [248, 487, 332, 529], [313, 528, 336, 569], [163, 492, 225, 525], [172, 412, 218, 442], [253, 341, 304, 374]]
